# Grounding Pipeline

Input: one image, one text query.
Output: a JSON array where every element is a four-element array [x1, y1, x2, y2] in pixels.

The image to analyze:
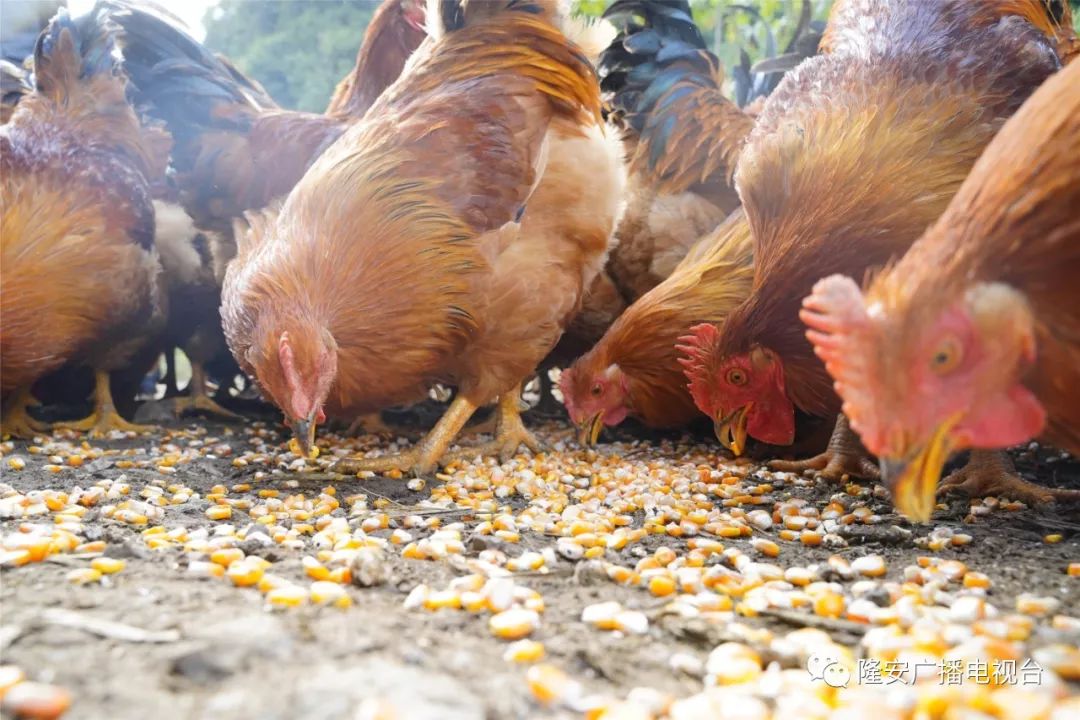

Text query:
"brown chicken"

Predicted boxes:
[[677, 0, 1073, 475], [324, 0, 427, 117], [802, 58, 1080, 520], [562, 210, 753, 443], [111, 0, 427, 237], [106, 0, 427, 421], [1, 8, 167, 437], [222, 0, 625, 472]]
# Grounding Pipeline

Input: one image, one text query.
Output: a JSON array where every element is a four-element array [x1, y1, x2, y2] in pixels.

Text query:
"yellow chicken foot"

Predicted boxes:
[[443, 384, 543, 465], [769, 415, 879, 482], [332, 395, 479, 477], [1, 387, 52, 438], [167, 363, 240, 420], [56, 370, 155, 436], [938, 450, 1080, 506]]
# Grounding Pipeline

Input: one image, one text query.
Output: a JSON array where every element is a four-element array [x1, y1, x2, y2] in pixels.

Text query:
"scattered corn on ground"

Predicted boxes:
[[1, 420, 1077, 718]]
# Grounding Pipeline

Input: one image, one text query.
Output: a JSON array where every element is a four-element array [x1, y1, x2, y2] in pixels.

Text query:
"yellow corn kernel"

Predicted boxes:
[[424, 590, 462, 611], [751, 538, 780, 558], [963, 572, 991, 589], [489, 608, 539, 640], [1068, 563, 1080, 577], [648, 575, 676, 597], [90, 558, 125, 574], [813, 591, 845, 619], [526, 664, 574, 706], [461, 591, 487, 613], [227, 561, 264, 587], [302, 556, 330, 581], [73, 540, 105, 554], [310, 581, 349, 606], [1044, 534, 1063, 544], [266, 585, 308, 608], [67, 568, 102, 585], [6, 457, 25, 471], [503, 640, 545, 664], [205, 505, 232, 521], [654, 547, 676, 566], [210, 548, 245, 567], [187, 561, 225, 578]]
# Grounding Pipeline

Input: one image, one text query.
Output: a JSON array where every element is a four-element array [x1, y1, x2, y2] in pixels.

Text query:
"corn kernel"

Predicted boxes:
[[851, 554, 886, 577], [227, 560, 265, 587], [1044, 534, 1063, 544], [490, 608, 539, 640], [210, 548, 245, 567], [813, 591, 845, 618], [188, 560, 225, 578], [424, 590, 462, 611], [267, 585, 308, 608], [7, 458, 25, 471], [0, 665, 27, 696], [205, 505, 232, 521], [1068, 563, 1080, 577], [750, 538, 779, 558], [90, 558, 125, 574], [527, 664, 576, 706], [503, 640, 545, 664], [648, 575, 676, 597], [0, 682, 71, 719], [963, 571, 991, 589], [67, 568, 102, 585], [302, 556, 330, 581], [310, 581, 348, 606]]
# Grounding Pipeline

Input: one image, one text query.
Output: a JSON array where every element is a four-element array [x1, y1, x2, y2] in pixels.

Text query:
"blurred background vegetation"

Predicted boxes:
[[201, 0, 839, 112]]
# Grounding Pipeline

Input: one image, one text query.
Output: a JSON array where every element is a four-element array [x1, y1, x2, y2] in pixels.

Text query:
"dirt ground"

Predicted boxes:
[[1, 408, 1078, 720]]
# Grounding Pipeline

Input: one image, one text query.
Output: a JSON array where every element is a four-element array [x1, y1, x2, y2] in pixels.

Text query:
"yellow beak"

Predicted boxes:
[[880, 415, 961, 523], [715, 404, 751, 457], [288, 411, 320, 460], [577, 412, 604, 447]]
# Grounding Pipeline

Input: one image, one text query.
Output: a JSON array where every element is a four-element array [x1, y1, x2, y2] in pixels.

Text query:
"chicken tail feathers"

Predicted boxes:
[[32, 6, 122, 100], [103, 1, 275, 153]]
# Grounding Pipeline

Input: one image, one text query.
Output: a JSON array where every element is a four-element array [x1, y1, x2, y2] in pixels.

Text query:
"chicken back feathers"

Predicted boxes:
[[805, 58, 1080, 463], [223, 0, 624, 432], [688, 0, 1066, 435], [1, 8, 165, 394]]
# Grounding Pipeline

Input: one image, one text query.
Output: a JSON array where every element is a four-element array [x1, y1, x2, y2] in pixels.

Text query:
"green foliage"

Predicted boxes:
[[202, 0, 377, 112]]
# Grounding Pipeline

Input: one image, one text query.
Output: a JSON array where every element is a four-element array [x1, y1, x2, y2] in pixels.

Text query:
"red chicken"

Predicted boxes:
[[222, 0, 625, 472], [802, 58, 1080, 520], [1, 7, 167, 437], [678, 0, 1073, 474]]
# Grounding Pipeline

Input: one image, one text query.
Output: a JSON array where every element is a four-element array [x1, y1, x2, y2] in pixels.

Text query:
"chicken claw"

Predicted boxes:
[[769, 415, 879, 482], [1, 387, 52, 438], [56, 370, 155, 436], [445, 387, 543, 465], [938, 450, 1080, 506], [332, 395, 480, 477]]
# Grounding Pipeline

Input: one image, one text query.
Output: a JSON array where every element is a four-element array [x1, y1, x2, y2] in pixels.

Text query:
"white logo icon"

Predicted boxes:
[[808, 653, 851, 688]]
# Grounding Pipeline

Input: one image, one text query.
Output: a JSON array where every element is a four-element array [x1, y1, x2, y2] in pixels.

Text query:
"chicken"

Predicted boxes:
[[110, 0, 425, 237], [0, 60, 31, 123], [677, 0, 1072, 474], [221, 0, 625, 472], [0, 7, 167, 437], [324, 0, 427, 117], [105, 0, 427, 421], [599, 0, 754, 301], [801, 58, 1080, 520], [562, 210, 753, 444]]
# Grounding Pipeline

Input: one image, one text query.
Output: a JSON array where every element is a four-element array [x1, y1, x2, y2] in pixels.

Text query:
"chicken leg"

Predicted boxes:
[[166, 362, 240, 420], [56, 370, 155, 436], [444, 383, 542, 465], [1, 387, 51, 438], [332, 394, 480, 477], [938, 450, 1080, 506], [769, 415, 879, 482]]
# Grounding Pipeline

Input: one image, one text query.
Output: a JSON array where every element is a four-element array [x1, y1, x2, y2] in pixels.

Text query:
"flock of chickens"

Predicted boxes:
[[2, 0, 1079, 524]]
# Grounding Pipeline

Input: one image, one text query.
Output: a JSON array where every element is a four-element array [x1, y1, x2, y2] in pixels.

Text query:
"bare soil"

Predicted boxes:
[[1, 411, 1077, 720]]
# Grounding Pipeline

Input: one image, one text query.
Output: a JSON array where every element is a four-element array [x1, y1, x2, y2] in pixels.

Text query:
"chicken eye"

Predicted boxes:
[[590, 383, 603, 397], [930, 337, 962, 374], [726, 368, 748, 386]]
